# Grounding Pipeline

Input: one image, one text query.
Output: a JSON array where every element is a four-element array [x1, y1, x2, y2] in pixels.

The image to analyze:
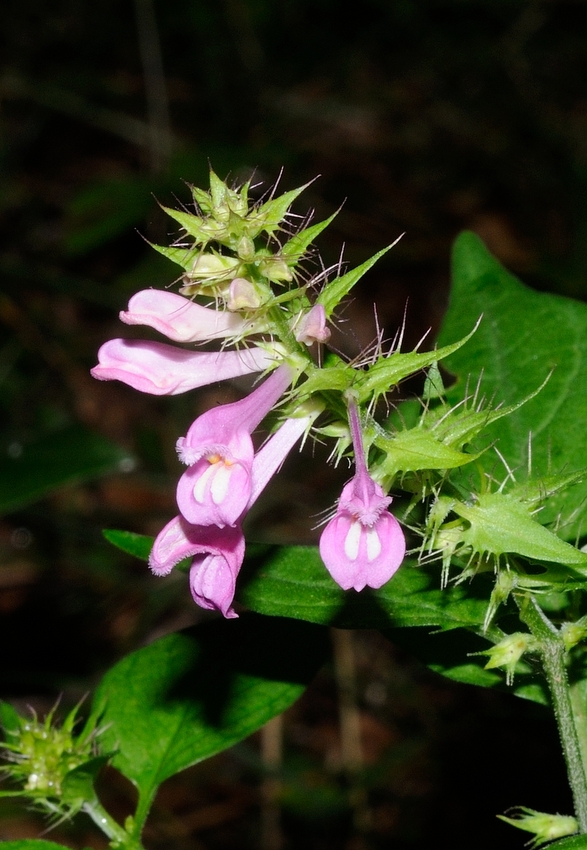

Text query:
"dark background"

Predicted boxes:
[[1, 1, 586, 847]]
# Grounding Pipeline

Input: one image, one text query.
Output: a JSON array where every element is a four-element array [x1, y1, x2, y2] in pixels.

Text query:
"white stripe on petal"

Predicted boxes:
[[210, 463, 232, 505], [366, 527, 382, 562], [193, 462, 218, 503], [344, 521, 361, 561]]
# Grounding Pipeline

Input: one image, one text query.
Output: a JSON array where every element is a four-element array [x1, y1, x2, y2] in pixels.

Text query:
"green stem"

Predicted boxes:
[[82, 797, 144, 849], [519, 595, 587, 832], [570, 681, 587, 771]]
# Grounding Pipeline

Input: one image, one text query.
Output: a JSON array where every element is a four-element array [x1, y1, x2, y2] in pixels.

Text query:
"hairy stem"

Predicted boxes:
[[519, 595, 587, 832]]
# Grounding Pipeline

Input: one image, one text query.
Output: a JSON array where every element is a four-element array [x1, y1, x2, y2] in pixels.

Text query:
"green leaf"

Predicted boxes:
[[543, 835, 587, 850], [355, 322, 479, 405], [0, 424, 133, 516], [0, 700, 22, 741], [281, 212, 338, 264], [92, 614, 328, 829], [238, 546, 488, 632], [374, 427, 481, 477], [249, 181, 313, 237], [149, 241, 200, 271], [454, 493, 587, 567], [316, 245, 393, 318], [239, 547, 553, 704], [159, 207, 214, 242], [438, 232, 587, 537], [102, 529, 153, 561]]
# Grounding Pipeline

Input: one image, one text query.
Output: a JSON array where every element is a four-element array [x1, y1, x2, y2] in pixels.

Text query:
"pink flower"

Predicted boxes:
[[150, 406, 319, 617], [319, 475, 405, 590], [149, 516, 244, 618], [175, 364, 293, 527], [91, 339, 275, 395], [294, 304, 331, 345], [119, 289, 249, 342], [319, 400, 405, 591]]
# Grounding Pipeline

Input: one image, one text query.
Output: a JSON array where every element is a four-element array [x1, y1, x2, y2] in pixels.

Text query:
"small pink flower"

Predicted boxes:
[[91, 339, 275, 395], [319, 399, 405, 591], [175, 364, 293, 527], [319, 475, 405, 591], [149, 516, 244, 618], [119, 289, 248, 342], [294, 304, 331, 345]]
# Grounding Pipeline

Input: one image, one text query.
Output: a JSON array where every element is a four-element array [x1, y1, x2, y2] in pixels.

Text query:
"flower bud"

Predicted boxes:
[[258, 256, 293, 283], [227, 277, 263, 311], [294, 304, 331, 345], [498, 807, 578, 846], [482, 632, 536, 685], [183, 253, 239, 283], [237, 235, 256, 261]]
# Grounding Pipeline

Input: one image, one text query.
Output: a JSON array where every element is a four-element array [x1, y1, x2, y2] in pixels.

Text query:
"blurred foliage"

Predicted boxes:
[[2, 1, 587, 848]]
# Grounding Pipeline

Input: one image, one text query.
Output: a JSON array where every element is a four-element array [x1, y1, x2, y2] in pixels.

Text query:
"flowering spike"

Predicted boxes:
[[319, 399, 405, 591], [91, 339, 276, 395]]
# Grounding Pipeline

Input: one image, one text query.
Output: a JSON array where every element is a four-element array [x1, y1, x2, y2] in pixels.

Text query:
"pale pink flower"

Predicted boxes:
[[294, 304, 331, 345], [119, 289, 248, 342], [319, 400, 405, 591], [91, 339, 275, 395], [226, 278, 262, 311], [149, 516, 244, 618], [175, 364, 293, 527]]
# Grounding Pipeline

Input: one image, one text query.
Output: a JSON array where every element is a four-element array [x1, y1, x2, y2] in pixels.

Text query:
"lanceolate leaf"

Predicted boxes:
[[93, 614, 328, 830], [281, 212, 338, 264], [316, 246, 393, 317], [543, 835, 587, 850]]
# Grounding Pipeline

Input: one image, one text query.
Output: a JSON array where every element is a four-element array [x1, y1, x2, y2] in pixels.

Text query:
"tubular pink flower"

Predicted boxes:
[[91, 338, 275, 395], [150, 406, 318, 618], [175, 364, 293, 527], [149, 515, 244, 618], [319, 400, 405, 591], [119, 289, 249, 342]]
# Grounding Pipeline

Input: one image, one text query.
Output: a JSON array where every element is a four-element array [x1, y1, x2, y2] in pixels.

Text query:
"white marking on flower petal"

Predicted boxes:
[[366, 527, 382, 562], [193, 462, 218, 503], [210, 463, 232, 504], [344, 521, 361, 561]]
